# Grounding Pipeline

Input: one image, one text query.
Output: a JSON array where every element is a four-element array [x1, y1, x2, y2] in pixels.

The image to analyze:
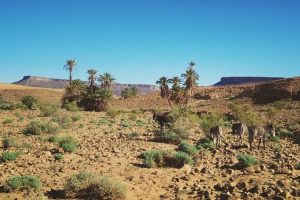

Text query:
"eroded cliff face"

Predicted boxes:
[[13, 76, 159, 95], [214, 77, 284, 86]]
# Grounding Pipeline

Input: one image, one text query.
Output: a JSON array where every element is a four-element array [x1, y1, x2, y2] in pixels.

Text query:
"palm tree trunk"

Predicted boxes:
[[69, 70, 72, 85]]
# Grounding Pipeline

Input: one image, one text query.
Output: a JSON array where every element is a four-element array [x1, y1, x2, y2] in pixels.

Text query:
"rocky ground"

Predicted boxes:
[[0, 83, 299, 199]]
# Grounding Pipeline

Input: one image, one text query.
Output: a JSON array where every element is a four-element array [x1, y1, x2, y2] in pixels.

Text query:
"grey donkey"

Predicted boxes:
[[232, 123, 248, 146], [248, 124, 276, 150], [210, 126, 223, 147]]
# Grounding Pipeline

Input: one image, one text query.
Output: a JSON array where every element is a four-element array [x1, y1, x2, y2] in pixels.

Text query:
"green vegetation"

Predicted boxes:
[[2, 118, 13, 124], [272, 100, 290, 110], [51, 113, 72, 129], [2, 136, 17, 148], [64, 101, 79, 112], [141, 150, 193, 168], [58, 135, 78, 153], [199, 111, 225, 133], [155, 129, 188, 144], [277, 129, 294, 139], [196, 138, 215, 150], [121, 87, 138, 99], [106, 108, 120, 118], [237, 154, 259, 169], [128, 132, 139, 139], [295, 163, 300, 170], [268, 135, 280, 143], [4, 175, 41, 191], [120, 119, 130, 128], [72, 114, 82, 122], [65, 172, 126, 200], [53, 153, 63, 160], [228, 103, 261, 126], [39, 103, 59, 117], [177, 140, 198, 155], [23, 120, 59, 135], [1, 151, 21, 162], [21, 95, 37, 110]]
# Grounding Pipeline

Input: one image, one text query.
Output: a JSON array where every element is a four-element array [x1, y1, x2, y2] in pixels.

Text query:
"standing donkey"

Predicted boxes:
[[232, 123, 248, 146], [248, 124, 276, 150], [210, 126, 223, 147]]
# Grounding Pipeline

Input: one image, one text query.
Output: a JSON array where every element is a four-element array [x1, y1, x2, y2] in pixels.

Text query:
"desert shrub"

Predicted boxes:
[[53, 153, 63, 160], [128, 113, 137, 121], [46, 135, 60, 143], [136, 119, 145, 127], [166, 151, 194, 168], [14, 103, 27, 110], [4, 175, 41, 191], [155, 129, 188, 144], [142, 150, 170, 168], [72, 114, 82, 122], [295, 163, 300, 170], [121, 87, 138, 99], [277, 129, 294, 139], [18, 116, 24, 122], [272, 100, 290, 110], [120, 119, 130, 128], [3, 118, 13, 124], [39, 103, 59, 117], [237, 154, 259, 169], [79, 124, 84, 128], [0, 101, 15, 110], [268, 135, 280, 143], [58, 135, 78, 153], [65, 172, 93, 195], [64, 101, 79, 112], [65, 173, 126, 200], [177, 140, 198, 155], [51, 113, 72, 129], [106, 108, 120, 118], [266, 106, 279, 118], [196, 138, 215, 150], [23, 121, 59, 135], [2, 136, 17, 148], [228, 103, 261, 126], [186, 113, 200, 124], [21, 95, 37, 110], [1, 151, 21, 162], [199, 111, 225, 134], [128, 132, 139, 139]]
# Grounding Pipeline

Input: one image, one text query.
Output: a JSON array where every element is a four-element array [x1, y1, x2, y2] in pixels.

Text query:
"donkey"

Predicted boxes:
[[232, 123, 248, 146], [248, 124, 276, 150], [210, 126, 223, 147], [152, 111, 175, 131]]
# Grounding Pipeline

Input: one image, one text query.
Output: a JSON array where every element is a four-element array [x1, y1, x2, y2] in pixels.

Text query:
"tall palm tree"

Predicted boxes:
[[156, 76, 171, 98], [98, 73, 115, 89], [181, 62, 199, 95], [64, 59, 77, 85], [62, 79, 86, 106], [170, 76, 182, 91], [87, 68, 98, 87]]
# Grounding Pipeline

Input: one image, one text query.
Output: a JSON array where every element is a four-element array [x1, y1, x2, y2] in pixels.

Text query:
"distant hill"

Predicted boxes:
[[214, 77, 284, 86], [13, 76, 159, 96]]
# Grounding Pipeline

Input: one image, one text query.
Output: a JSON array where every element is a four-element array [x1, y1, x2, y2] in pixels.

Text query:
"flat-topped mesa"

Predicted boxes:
[[13, 76, 159, 95], [214, 77, 284, 86]]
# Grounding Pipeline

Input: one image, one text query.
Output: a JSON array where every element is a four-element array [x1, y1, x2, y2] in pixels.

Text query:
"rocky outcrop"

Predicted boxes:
[[13, 76, 159, 95], [254, 77, 300, 103], [214, 77, 284, 86]]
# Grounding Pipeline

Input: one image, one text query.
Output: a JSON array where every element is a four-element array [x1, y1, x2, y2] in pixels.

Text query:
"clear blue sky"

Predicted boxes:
[[0, 0, 299, 85]]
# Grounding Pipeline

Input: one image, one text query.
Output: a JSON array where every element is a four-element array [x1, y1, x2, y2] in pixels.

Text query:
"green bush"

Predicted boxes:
[[46, 135, 60, 143], [295, 163, 300, 170], [136, 119, 146, 127], [277, 129, 294, 139], [3, 118, 13, 124], [53, 153, 63, 160], [51, 113, 72, 129], [120, 119, 130, 128], [23, 120, 59, 135], [199, 111, 225, 133], [64, 101, 79, 112], [155, 129, 188, 144], [237, 154, 259, 169], [196, 138, 215, 150], [4, 175, 41, 191], [21, 95, 37, 110], [58, 135, 78, 153], [106, 108, 120, 118], [128, 113, 137, 121], [142, 150, 167, 168], [177, 140, 198, 155], [228, 103, 261, 126], [128, 132, 139, 139], [2, 136, 17, 148], [167, 151, 194, 168], [65, 173, 126, 200], [1, 151, 21, 162], [72, 114, 82, 122], [268, 135, 280, 143], [0, 102, 15, 110], [39, 103, 59, 117], [272, 100, 289, 110]]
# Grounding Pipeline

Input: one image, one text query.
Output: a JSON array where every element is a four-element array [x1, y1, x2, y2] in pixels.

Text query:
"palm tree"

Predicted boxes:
[[170, 76, 182, 91], [156, 76, 171, 98], [181, 62, 199, 95], [87, 68, 98, 87], [62, 79, 86, 106], [64, 59, 77, 85], [98, 73, 115, 89]]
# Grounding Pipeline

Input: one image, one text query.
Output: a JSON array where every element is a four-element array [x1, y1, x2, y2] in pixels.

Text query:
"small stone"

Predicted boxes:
[[245, 166, 255, 173], [181, 164, 192, 174]]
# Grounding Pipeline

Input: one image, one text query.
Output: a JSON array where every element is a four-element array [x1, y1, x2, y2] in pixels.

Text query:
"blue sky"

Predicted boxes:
[[0, 0, 299, 85]]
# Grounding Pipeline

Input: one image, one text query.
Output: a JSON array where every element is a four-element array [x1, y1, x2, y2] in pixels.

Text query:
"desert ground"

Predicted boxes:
[[0, 83, 299, 200]]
